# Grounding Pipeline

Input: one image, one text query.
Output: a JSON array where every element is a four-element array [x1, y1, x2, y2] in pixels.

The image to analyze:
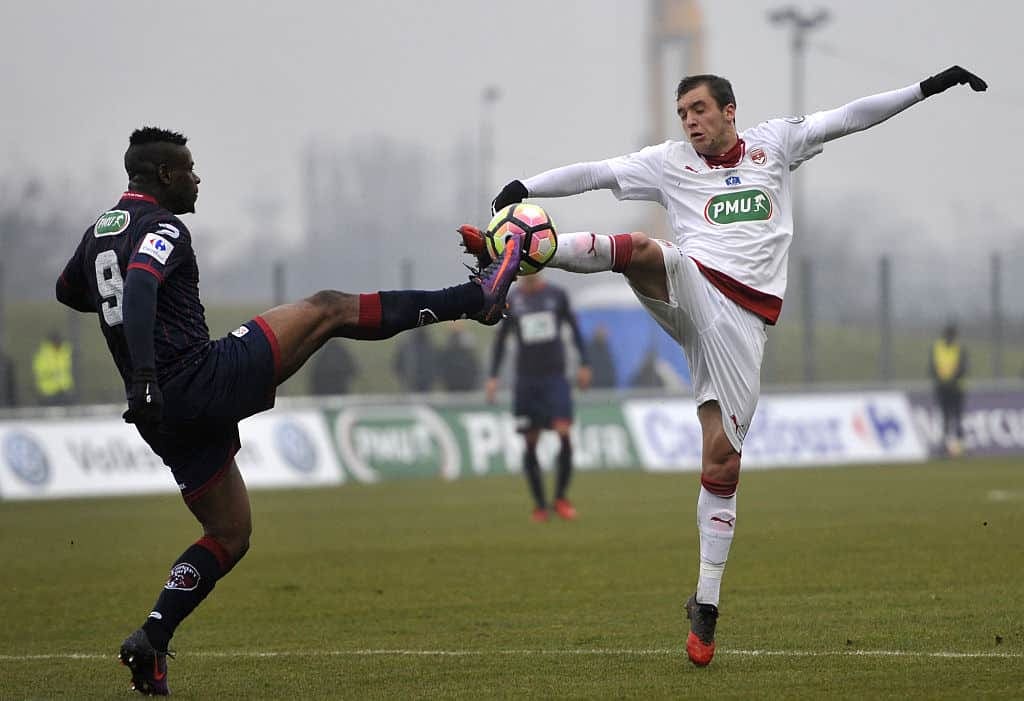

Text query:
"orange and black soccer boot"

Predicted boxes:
[[119, 628, 172, 696], [684, 593, 719, 667]]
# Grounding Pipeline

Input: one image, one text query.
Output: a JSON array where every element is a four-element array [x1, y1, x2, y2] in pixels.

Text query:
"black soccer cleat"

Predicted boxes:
[[684, 593, 719, 667], [472, 233, 521, 326], [119, 628, 172, 696]]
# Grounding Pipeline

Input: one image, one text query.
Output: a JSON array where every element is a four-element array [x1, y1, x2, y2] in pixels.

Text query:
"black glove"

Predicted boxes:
[[123, 368, 163, 424], [920, 65, 987, 97], [492, 180, 528, 214]]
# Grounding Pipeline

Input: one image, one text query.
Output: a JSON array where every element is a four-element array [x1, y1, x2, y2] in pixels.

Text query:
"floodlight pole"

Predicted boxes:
[[769, 6, 830, 384], [478, 86, 502, 220]]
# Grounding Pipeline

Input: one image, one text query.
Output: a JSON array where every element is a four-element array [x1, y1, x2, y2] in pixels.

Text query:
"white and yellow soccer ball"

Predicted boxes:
[[484, 203, 557, 276]]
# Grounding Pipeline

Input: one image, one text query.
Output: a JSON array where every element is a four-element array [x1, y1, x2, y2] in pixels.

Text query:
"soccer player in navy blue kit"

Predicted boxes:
[[55, 127, 522, 696], [486, 273, 591, 522]]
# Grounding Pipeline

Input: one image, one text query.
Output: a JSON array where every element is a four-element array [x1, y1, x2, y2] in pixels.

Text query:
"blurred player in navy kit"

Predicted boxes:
[[55, 127, 522, 696], [486, 273, 591, 522]]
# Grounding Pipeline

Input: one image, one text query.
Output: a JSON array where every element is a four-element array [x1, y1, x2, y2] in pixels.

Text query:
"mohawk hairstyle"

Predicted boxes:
[[129, 126, 188, 147], [125, 127, 188, 178]]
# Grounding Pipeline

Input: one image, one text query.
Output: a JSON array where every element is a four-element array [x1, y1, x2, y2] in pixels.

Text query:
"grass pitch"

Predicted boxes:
[[1, 457, 1022, 699]]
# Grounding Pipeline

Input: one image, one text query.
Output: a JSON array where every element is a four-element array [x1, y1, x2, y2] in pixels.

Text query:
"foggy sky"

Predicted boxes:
[[2, 1, 1021, 302]]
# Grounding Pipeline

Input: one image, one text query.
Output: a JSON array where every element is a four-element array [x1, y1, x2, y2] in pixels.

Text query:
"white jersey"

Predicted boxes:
[[606, 115, 828, 321]]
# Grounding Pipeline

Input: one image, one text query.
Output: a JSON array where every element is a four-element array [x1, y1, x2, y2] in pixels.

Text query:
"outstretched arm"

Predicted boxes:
[[492, 161, 618, 211], [816, 65, 986, 143]]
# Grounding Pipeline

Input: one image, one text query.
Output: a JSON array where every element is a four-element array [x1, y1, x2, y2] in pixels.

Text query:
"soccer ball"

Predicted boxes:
[[484, 203, 558, 276]]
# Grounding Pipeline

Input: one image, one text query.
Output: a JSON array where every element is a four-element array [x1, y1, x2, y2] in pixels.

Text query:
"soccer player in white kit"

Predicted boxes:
[[460, 65, 986, 666]]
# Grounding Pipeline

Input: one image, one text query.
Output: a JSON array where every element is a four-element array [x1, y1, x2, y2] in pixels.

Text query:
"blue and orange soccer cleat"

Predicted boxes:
[[119, 628, 172, 696], [472, 232, 521, 326], [684, 593, 719, 667]]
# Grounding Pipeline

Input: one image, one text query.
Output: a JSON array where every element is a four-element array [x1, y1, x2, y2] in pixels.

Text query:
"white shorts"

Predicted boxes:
[[629, 241, 767, 452]]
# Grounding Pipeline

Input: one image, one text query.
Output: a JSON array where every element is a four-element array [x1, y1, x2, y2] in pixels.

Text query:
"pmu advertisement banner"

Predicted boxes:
[[325, 402, 639, 483], [907, 388, 1024, 457], [0, 411, 341, 500], [624, 392, 927, 471]]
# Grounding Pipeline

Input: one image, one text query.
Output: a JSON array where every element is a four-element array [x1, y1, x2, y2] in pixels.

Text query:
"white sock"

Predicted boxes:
[[695, 486, 736, 607], [549, 232, 615, 273]]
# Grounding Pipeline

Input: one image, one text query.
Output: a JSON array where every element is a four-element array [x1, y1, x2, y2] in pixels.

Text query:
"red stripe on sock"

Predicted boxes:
[[701, 475, 738, 497], [358, 293, 382, 327], [611, 233, 633, 273], [195, 536, 232, 572]]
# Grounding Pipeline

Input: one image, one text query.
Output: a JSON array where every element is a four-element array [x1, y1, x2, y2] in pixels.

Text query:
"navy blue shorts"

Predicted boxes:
[[513, 375, 573, 432], [135, 317, 281, 502]]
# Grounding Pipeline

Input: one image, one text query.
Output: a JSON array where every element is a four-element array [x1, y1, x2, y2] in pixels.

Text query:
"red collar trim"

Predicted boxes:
[[701, 139, 745, 169], [120, 191, 158, 204]]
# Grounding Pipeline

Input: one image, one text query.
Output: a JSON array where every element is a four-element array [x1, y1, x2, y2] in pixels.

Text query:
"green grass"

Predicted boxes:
[[2, 458, 1023, 699]]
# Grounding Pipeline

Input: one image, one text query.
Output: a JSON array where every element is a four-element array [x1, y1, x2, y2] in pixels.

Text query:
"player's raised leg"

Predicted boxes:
[[685, 400, 741, 667], [459, 225, 671, 302], [261, 235, 522, 384]]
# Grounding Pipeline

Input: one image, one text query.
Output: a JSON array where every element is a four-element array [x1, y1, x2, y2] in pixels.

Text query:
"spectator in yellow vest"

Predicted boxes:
[[33, 331, 75, 405], [928, 323, 967, 457]]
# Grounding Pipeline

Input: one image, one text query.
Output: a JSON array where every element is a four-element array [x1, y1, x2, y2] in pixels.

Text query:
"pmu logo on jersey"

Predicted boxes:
[[704, 189, 772, 225], [94, 210, 130, 237], [164, 563, 200, 591]]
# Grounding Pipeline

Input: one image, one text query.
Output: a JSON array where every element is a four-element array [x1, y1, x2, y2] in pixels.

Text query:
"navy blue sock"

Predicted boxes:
[[555, 435, 573, 500], [354, 284, 483, 339], [141, 537, 230, 652], [523, 445, 546, 509]]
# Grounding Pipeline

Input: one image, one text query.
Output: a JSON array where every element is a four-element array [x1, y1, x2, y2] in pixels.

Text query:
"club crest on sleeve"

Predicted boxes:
[[749, 147, 767, 166], [139, 233, 174, 264]]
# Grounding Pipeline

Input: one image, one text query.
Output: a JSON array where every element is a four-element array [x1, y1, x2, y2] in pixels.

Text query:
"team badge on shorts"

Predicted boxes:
[[231, 325, 250, 338]]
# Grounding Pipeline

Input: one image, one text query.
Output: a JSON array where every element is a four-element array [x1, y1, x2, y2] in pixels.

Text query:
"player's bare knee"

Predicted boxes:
[[701, 449, 741, 497]]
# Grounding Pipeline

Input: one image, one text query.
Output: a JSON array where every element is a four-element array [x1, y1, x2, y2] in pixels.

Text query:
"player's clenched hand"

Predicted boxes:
[[123, 368, 163, 424], [920, 65, 987, 97], [492, 180, 528, 214]]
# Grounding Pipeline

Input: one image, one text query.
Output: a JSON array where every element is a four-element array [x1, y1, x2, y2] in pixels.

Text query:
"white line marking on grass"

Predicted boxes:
[[987, 489, 1023, 502], [0, 648, 1020, 662]]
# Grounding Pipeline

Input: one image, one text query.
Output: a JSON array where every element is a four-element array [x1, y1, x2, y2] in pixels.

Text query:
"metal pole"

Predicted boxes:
[[991, 252, 1003, 378], [478, 86, 501, 219], [769, 7, 830, 385], [879, 255, 891, 382]]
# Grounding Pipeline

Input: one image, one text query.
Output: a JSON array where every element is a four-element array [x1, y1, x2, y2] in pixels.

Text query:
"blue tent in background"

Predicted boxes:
[[573, 283, 690, 389]]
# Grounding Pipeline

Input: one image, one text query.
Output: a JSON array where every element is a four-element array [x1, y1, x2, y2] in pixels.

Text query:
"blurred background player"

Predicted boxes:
[[486, 272, 591, 521], [478, 65, 986, 665], [929, 322, 968, 457], [56, 126, 522, 696], [32, 329, 75, 405]]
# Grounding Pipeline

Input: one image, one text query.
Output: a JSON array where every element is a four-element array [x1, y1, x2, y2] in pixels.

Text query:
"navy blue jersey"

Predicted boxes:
[[490, 281, 587, 379], [57, 192, 210, 385]]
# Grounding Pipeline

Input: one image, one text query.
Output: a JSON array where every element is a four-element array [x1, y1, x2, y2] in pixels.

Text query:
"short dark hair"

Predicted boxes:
[[129, 126, 187, 147], [125, 127, 188, 178], [676, 74, 736, 110]]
